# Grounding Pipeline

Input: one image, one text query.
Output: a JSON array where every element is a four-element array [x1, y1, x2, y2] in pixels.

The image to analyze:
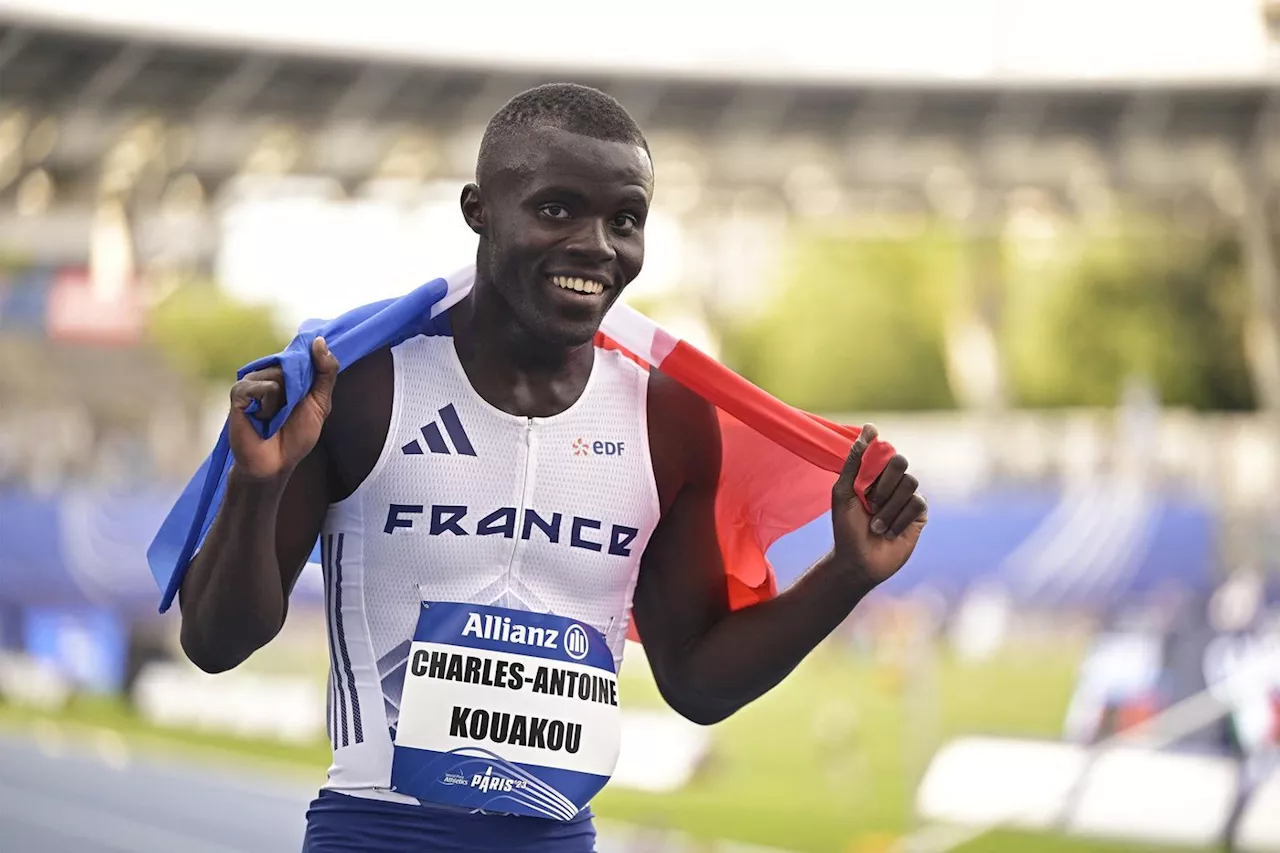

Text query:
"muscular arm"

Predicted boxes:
[[631, 374, 878, 725], [177, 444, 330, 674], [177, 347, 391, 674]]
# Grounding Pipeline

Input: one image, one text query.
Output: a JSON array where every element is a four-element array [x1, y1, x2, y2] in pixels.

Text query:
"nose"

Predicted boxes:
[[565, 217, 617, 264]]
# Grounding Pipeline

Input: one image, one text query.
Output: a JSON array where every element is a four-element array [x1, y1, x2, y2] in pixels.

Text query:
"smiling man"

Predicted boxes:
[[173, 83, 927, 852]]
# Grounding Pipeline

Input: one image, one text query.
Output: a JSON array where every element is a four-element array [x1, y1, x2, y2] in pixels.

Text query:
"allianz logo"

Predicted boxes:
[[462, 612, 592, 661]]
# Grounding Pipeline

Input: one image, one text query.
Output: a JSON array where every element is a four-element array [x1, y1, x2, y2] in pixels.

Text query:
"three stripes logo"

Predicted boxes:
[[402, 404, 477, 457]]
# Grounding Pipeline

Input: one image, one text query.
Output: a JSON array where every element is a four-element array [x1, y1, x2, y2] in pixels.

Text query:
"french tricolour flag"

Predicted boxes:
[[147, 267, 895, 633]]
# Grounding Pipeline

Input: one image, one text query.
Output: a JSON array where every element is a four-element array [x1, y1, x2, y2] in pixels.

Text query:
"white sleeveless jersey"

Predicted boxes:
[[315, 334, 661, 804]]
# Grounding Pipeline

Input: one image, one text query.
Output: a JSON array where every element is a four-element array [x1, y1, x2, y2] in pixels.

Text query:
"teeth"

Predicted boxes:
[[552, 276, 604, 295]]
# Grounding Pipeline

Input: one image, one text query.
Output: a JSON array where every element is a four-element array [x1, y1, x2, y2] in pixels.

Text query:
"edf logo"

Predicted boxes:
[[572, 438, 625, 457]]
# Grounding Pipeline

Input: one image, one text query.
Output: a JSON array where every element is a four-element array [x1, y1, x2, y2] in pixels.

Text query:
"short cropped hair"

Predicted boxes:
[[476, 83, 649, 181]]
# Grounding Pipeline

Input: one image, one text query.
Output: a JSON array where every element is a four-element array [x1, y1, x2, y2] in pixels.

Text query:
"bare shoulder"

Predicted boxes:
[[645, 368, 721, 513]]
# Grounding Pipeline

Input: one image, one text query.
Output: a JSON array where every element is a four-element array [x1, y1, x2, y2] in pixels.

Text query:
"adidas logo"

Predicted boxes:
[[402, 404, 477, 457]]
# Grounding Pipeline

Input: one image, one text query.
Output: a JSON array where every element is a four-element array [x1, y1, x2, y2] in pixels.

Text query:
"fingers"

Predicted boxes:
[[872, 473, 920, 537], [228, 337, 338, 434], [230, 378, 285, 421], [832, 423, 878, 504], [241, 365, 284, 384], [306, 336, 340, 414], [869, 454, 908, 513], [889, 494, 928, 539]]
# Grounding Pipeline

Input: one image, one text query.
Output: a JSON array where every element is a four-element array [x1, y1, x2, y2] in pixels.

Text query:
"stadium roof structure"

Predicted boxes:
[[0, 9, 1274, 220], [0, 11, 1278, 264], [3, 0, 1279, 87]]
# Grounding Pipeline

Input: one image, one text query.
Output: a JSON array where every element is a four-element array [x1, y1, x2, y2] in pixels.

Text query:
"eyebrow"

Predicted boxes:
[[530, 185, 589, 202], [616, 187, 651, 208], [531, 184, 650, 209]]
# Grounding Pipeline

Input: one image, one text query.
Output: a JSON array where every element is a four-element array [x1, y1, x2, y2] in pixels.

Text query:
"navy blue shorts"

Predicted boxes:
[[301, 790, 597, 852]]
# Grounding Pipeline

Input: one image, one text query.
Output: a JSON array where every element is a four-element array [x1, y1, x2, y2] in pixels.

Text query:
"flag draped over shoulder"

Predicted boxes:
[[147, 267, 896, 633]]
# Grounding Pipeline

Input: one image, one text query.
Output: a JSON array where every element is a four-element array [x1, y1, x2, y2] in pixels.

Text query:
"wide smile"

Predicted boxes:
[[548, 275, 608, 297]]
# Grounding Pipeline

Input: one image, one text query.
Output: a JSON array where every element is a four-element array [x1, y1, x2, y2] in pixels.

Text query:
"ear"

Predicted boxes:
[[460, 183, 485, 236]]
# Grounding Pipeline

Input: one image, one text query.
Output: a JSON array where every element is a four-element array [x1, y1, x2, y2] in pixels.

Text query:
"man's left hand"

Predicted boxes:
[[830, 424, 928, 586]]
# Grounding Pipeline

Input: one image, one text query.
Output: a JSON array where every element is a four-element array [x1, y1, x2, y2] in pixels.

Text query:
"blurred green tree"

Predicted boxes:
[[719, 212, 1254, 413], [1003, 215, 1255, 411], [719, 223, 961, 412], [0, 248, 31, 275], [147, 278, 288, 388]]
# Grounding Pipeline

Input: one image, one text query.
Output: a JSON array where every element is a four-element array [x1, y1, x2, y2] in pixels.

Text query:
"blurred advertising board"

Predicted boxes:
[[44, 268, 144, 345]]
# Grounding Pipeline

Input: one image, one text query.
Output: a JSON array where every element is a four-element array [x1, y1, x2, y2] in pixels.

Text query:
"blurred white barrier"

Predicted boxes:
[[0, 651, 72, 711], [917, 736, 1243, 850], [612, 709, 712, 794], [131, 662, 326, 744], [130, 660, 712, 791], [915, 736, 1086, 830], [1065, 747, 1239, 848], [1237, 767, 1280, 853], [908, 644, 1280, 853]]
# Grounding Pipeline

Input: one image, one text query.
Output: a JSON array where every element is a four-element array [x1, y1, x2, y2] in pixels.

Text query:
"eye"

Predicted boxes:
[[540, 204, 570, 219], [612, 213, 639, 234]]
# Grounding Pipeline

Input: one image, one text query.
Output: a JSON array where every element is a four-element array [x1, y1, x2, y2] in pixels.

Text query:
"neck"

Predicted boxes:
[[448, 277, 595, 418]]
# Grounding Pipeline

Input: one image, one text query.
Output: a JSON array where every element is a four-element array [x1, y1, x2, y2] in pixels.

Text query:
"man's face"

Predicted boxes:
[[463, 126, 653, 347]]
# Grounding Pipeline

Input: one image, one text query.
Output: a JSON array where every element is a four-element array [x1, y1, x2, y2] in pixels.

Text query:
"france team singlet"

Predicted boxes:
[[302, 333, 661, 852]]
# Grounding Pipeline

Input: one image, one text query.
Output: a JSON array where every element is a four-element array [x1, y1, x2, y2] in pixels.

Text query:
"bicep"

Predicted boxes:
[[631, 381, 728, 690], [632, 480, 729, 665]]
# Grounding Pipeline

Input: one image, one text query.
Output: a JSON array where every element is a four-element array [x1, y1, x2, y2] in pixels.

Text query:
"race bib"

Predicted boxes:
[[389, 601, 621, 820]]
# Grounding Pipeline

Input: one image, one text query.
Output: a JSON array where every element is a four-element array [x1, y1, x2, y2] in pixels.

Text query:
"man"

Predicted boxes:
[[175, 83, 927, 852]]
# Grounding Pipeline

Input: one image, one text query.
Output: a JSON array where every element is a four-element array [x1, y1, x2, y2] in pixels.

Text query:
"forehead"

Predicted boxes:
[[494, 126, 653, 198]]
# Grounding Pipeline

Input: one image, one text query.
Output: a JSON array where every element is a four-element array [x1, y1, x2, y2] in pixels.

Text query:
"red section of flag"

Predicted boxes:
[[597, 336, 896, 641]]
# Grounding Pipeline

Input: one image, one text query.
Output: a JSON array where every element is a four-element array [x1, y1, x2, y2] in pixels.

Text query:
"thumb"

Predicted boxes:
[[832, 423, 878, 512], [305, 336, 340, 412]]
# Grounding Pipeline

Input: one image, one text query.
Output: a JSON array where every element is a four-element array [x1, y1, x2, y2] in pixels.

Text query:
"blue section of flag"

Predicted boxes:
[[146, 276, 457, 613]]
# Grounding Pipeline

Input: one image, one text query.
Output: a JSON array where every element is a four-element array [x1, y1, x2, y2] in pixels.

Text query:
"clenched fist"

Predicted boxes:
[[228, 337, 340, 481], [830, 424, 928, 586]]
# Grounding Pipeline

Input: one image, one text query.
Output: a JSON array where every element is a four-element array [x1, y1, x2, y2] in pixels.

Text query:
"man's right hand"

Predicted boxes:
[[228, 337, 340, 480]]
